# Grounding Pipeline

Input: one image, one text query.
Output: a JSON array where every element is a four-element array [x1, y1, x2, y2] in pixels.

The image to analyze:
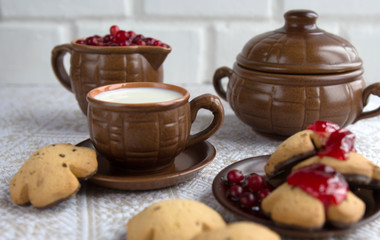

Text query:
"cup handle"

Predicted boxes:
[[354, 82, 380, 123], [51, 44, 73, 92], [186, 94, 225, 148], [213, 66, 233, 101]]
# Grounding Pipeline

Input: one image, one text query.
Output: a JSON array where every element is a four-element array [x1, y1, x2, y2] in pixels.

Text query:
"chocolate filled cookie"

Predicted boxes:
[[262, 164, 365, 229], [265, 121, 340, 184], [293, 152, 380, 189]]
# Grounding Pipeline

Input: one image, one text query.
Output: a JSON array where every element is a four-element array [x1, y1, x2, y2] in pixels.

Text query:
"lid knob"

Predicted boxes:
[[284, 10, 319, 32]]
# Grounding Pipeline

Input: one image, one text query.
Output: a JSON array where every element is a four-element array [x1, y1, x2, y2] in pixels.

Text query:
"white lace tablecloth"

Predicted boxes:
[[1, 84, 379, 240]]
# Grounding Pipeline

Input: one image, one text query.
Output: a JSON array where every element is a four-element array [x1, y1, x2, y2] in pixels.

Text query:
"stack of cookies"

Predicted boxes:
[[262, 120, 380, 229]]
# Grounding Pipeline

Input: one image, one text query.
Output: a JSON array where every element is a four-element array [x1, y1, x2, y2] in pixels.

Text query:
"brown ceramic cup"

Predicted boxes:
[[86, 82, 224, 173], [51, 40, 171, 115]]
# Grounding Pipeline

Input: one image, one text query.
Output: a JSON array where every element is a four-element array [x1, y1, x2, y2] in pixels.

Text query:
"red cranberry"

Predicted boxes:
[[239, 192, 257, 209], [226, 169, 245, 185], [247, 174, 266, 192], [103, 34, 115, 43], [110, 25, 120, 36], [126, 30, 136, 38], [76, 39, 86, 44], [85, 36, 101, 46], [152, 40, 162, 46], [144, 37, 155, 45], [115, 30, 130, 43], [135, 40, 146, 46], [78, 25, 168, 48], [257, 188, 271, 201], [224, 169, 273, 216], [227, 185, 244, 200], [118, 40, 131, 46], [132, 34, 145, 43]]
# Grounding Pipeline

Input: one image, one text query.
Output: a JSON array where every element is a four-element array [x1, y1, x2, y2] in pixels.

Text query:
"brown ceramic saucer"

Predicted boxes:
[[77, 139, 216, 190], [212, 155, 380, 238]]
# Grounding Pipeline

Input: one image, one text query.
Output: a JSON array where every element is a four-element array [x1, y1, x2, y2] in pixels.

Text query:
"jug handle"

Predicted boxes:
[[51, 44, 73, 92], [186, 94, 224, 148], [213, 66, 233, 101], [354, 82, 380, 123]]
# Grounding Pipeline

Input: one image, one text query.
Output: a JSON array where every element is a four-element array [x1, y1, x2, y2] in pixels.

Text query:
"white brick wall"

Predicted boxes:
[[0, 0, 379, 86], [142, 0, 271, 18]]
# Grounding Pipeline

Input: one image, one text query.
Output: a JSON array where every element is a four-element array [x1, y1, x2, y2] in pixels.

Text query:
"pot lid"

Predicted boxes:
[[237, 10, 362, 74]]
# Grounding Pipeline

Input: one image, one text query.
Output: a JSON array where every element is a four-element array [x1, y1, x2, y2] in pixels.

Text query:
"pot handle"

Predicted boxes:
[[213, 66, 233, 101], [354, 82, 380, 122], [186, 94, 224, 148], [51, 44, 73, 92]]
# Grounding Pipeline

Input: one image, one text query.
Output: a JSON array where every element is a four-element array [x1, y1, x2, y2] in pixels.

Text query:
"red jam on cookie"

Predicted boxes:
[[306, 120, 340, 135], [306, 120, 356, 160], [306, 120, 341, 147], [317, 128, 356, 160], [287, 164, 349, 209]]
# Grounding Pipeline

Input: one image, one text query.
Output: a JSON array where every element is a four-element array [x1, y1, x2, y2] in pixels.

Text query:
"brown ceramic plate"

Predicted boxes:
[[77, 139, 216, 190], [212, 155, 380, 238]]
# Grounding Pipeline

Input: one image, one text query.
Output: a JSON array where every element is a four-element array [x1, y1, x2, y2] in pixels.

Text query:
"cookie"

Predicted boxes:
[[261, 183, 326, 229], [327, 191, 366, 228], [293, 152, 380, 188], [191, 222, 281, 240], [262, 164, 365, 230], [127, 199, 226, 240], [9, 143, 97, 208], [262, 183, 365, 229], [265, 130, 317, 179]]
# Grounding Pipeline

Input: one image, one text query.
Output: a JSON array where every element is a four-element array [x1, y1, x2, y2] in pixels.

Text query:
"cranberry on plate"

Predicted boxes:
[[224, 169, 272, 214]]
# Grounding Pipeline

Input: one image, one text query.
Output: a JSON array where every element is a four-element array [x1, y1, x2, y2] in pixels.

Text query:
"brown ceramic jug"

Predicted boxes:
[[87, 82, 224, 172], [52, 41, 171, 115], [213, 10, 380, 137]]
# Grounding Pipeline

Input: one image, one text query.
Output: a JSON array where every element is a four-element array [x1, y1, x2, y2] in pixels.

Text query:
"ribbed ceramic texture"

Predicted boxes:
[[237, 10, 362, 74], [88, 102, 191, 171], [71, 52, 163, 115], [213, 10, 380, 137], [52, 43, 171, 115], [86, 82, 224, 172], [227, 65, 365, 136]]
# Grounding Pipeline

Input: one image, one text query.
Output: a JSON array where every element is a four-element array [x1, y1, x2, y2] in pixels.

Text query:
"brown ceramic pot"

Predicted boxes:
[[52, 40, 171, 115], [213, 10, 380, 137], [87, 82, 224, 173]]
